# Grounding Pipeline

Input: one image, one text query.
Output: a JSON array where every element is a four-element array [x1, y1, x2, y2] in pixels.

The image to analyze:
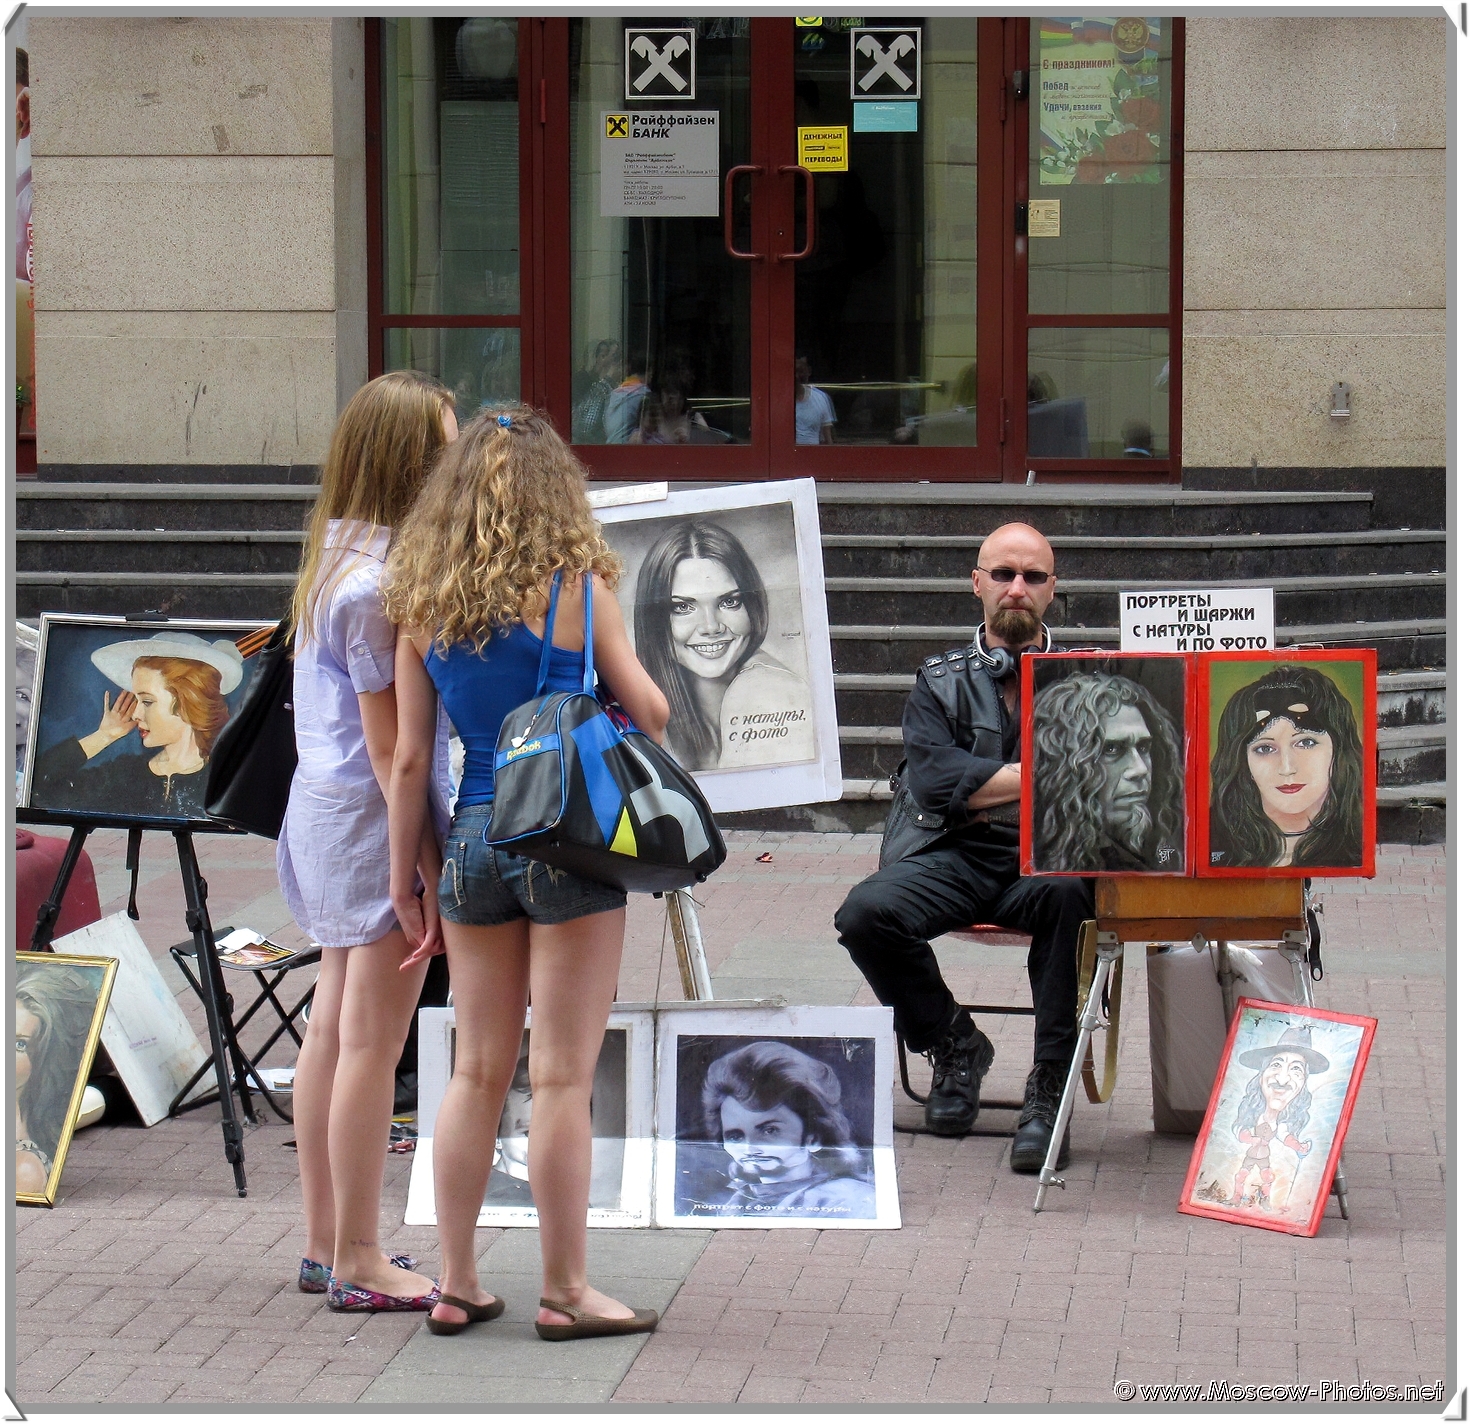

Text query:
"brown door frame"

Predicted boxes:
[[1005, 16, 1184, 483]]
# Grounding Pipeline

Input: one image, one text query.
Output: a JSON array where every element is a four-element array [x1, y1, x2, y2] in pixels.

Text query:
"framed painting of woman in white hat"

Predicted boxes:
[[1179, 999, 1376, 1238], [22, 615, 272, 825]]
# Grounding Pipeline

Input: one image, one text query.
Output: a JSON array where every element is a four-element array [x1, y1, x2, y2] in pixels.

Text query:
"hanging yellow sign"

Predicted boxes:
[[796, 125, 848, 171], [795, 17, 823, 28]]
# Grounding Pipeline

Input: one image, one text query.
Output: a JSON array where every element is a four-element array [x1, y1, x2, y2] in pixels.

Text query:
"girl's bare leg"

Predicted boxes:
[[525, 907, 635, 1325], [428, 919, 531, 1328], [327, 929, 434, 1296], [292, 947, 348, 1265]]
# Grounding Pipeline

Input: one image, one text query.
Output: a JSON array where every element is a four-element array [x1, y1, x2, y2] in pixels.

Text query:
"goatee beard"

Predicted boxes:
[[1111, 804, 1153, 855], [990, 606, 1041, 646]]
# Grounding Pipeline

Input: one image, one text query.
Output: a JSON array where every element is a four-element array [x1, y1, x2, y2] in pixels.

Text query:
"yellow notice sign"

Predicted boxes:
[[1028, 198, 1061, 238], [797, 125, 848, 172]]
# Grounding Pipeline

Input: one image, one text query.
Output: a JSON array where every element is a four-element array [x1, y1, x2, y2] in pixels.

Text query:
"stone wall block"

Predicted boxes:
[[1184, 17, 1448, 152], [1181, 332, 1445, 469], [33, 157, 336, 312], [35, 319, 338, 465], [29, 17, 333, 156]]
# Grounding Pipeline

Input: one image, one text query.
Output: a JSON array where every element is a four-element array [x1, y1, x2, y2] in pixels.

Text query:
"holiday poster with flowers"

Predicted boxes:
[[1036, 17, 1164, 186]]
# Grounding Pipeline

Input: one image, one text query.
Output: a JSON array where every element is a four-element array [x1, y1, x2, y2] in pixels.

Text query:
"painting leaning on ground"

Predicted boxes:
[[21, 616, 269, 824]]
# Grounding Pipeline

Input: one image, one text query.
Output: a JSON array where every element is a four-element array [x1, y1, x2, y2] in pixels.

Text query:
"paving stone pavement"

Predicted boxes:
[[14, 825, 1446, 1406]]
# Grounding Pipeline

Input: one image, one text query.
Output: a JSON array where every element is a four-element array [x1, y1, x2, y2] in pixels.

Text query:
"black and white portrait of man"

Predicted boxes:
[[1027, 656, 1188, 874]]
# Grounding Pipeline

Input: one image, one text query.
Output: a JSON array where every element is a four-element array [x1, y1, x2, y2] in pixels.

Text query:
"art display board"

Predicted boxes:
[[1179, 998, 1375, 1237], [406, 1008, 655, 1229], [407, 1002, 900, 1231], [1021, 652, 1192, 876], [595, 480, 842, 814], [16, 951, 118, 1206], [1195, 650, 1377, 878], [21, 615, 273, 828], [654, 1004, 900, 1230], [52, 913, 209, 1127], [1021, 648, 1378, 878]]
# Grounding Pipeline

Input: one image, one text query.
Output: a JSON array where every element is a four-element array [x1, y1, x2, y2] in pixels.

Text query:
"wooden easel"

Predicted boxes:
[[1033, 876, 1345, 1215]]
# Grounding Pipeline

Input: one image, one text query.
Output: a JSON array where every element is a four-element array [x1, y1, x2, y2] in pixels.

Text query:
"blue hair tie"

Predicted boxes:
[[497, 414, 513, 428]]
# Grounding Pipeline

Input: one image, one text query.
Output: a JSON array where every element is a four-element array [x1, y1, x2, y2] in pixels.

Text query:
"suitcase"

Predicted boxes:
[[16, 829, 102, 949]]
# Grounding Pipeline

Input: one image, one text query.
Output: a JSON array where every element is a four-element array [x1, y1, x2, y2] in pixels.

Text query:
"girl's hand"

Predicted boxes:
[[397, 890, 444, 972], [79, 691, 140, 759]]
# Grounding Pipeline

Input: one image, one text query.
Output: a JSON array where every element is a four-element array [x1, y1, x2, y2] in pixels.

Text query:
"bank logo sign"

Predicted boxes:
[[850, 27, 922, 100], [625, 27, 696, 101]]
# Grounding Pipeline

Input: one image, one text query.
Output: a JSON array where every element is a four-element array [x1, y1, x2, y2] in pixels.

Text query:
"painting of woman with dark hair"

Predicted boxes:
[[16, 955, 114, 1204], [695, 1040, 875, 1218], [31, 631, 244, 820], [633, 519, 814, 772], [1209, 664, 1365, 870]]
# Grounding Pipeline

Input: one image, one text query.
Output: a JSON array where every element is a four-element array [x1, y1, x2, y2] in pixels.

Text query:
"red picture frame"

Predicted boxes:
[[1193, 649, 1377, 879], [1020, 652, 1193, 877], [1179, 998, 1376, 1238]]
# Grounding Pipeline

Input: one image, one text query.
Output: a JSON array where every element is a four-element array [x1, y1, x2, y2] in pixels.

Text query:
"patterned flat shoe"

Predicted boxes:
[[326, 1275, 440, 1313], [298, 1253, 418, 1294]]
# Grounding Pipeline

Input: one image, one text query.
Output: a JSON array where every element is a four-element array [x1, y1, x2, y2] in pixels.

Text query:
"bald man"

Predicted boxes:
[[835, 523, 1093, 1169]]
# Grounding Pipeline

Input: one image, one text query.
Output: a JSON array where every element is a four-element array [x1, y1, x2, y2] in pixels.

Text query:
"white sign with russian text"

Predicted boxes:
[[600, 110, 720, 217], [1119, 588, 1276, 653]]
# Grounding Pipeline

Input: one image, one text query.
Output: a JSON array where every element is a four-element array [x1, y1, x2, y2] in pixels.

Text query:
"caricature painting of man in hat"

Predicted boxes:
[[1182, 1002, 1376, 1237], [27, 624, 252, 822]]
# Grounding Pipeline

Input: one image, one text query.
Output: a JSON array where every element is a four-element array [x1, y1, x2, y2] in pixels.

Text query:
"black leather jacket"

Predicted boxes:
[[879, 643, 1018, 867]]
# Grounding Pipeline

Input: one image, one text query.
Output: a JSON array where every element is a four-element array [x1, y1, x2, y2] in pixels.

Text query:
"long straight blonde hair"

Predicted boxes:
[[289, 370, 453, 641], [382, 405, 620, 654]]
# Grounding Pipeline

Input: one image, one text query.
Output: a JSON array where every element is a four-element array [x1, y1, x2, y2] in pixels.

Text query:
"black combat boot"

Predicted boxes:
[[1009, 1060, 1071, 1173], [922, 1012, 995, 1136]]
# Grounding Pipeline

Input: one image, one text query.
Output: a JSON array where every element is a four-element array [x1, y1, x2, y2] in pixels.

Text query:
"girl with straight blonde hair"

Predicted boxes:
[[383, 406, 669, 1339], [279, 369, 457, 1312]]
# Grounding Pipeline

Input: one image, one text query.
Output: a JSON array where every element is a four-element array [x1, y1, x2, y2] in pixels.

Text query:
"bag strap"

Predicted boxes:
[[533, 571, 562, 696], [581, 573, 596, 695]]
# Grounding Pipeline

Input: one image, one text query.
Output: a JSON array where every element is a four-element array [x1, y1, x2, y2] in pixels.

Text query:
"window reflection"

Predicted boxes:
[[1027, 328, 1168, 459]]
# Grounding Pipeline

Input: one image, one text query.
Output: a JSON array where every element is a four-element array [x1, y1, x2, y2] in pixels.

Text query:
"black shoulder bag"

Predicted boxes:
[[204, 619, 297, 838]]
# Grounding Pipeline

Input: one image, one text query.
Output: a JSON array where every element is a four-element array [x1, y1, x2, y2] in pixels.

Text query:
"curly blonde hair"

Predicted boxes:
[[382, 405, 621, 653]]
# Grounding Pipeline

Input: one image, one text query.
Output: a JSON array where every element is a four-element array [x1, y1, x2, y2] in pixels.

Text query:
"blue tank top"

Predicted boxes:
[[425, 623, 585, 811]]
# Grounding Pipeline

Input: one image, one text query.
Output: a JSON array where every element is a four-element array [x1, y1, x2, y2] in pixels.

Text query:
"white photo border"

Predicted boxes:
[[595, 479, 842, 814]]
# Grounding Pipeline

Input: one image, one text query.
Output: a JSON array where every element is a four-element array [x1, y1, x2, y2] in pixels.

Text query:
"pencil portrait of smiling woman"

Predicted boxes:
[[1208, 663, 1365, 870], [632, 518, 815, 772]]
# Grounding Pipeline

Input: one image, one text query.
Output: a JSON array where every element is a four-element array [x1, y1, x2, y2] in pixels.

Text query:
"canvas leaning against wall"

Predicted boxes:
[[1195, 650, 1377, 878], [595, 480, 841, 814], [21, 616, 274, 826], [1021, 652, 1191, 876]]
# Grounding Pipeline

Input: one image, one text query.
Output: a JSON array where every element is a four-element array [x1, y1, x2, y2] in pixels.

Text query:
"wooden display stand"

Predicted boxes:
[[1034, 876, 1340, 1214]]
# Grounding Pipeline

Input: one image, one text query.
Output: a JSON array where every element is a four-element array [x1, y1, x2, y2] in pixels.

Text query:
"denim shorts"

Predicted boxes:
[[438, 803, 627, 927]]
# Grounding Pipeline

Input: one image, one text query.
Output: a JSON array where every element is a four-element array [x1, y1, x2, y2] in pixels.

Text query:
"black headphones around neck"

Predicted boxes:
[[972, 624, 1053, 680]]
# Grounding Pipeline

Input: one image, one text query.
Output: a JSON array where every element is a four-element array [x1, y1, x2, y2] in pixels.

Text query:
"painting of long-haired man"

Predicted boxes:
[[1026, 655, 1188, 874]]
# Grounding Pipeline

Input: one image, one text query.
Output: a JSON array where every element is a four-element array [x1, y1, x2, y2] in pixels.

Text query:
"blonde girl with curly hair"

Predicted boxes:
[[280, 369, 458, 1313], [383, 406, 669, 1340]]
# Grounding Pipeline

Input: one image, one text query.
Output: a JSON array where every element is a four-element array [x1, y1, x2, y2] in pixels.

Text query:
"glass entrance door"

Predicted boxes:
[[557, 17, 1001, 479]]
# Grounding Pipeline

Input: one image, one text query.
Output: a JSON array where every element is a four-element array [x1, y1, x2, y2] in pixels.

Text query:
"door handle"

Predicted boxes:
[[723, 164, 765, 260], [777, 165, 816, 261]]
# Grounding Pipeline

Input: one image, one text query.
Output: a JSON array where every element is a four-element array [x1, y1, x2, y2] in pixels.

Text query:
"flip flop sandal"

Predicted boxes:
[[534, 1298, 659, 1342], [425, 1292, 507, 1336]]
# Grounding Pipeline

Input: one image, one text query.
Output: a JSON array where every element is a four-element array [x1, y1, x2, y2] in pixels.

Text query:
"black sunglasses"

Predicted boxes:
[[976, 565, 1055, 586]]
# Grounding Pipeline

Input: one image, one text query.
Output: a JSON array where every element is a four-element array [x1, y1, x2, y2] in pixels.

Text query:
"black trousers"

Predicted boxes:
[[834, 830, 1093, 1060]]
